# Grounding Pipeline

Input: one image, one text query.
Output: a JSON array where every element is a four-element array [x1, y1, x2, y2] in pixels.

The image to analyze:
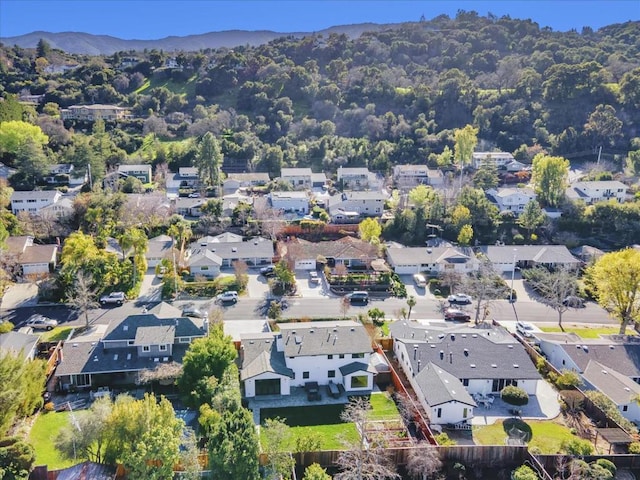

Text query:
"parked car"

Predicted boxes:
[[188, 192, 200, 198], [516, 321, 535, 337], [413, 273, 427, 288], [182, 306, 208, 319], [99, 291, 126, 306], [447, 293, 472, 305], [26, 314, 58, 331], [260, 265, 276, 277], [309, 271, 320, 284], [562, 295, 585, 308], [218, 291, 239, 304], [347, 291, 369, 304], [444, 308, 471, 322]]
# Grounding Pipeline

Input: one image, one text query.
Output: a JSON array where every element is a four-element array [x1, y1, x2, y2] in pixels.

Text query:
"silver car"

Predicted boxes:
[[26, 314, 58, 331]]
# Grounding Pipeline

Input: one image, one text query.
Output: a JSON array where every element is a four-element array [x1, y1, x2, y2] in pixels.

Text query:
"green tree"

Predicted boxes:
[[36, 38, 51, 59], [0, 437, 36, 480], [302, 463, 332, 480], [531, 154, 569, 208], [208, 408, 260, 480], [273, 259, 296, 294], [11, 137, 51, 190], [518, 200, 546, 237], [406, 441, 442, 480], [408, 185, 433, 209], [200, 198, 223, 217], [472, 164, 500, 190], [561, 438, 594, 456], [0, 121, 48, 157], [167, 219, 192, 266], [367, 307, 385, 327], [195, 132, 223, 190], [0, 94, 25, 123], [501, 385, 529, 407], [554, 370, 583, 390], [406, 295, 416, 320], [262, 417, 295, 480], [358, 218, 381, 244], [457, 224, 473, 246], [118, 227, 148, 285], [584, 104, 623, 149], [586, 249, 640, 334], [177, 325, 237, 408], [511, 465, 539, 480], [453, 124, 478, 187]]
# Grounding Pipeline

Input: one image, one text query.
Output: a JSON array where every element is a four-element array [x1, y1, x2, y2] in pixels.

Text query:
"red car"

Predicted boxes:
[[444, 308, 471, 322]]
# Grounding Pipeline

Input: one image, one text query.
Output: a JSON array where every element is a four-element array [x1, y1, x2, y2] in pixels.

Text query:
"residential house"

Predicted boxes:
[[117, 164, 152, 183], [570, 245, 605, 263], [222, 192, 253, 217], [0, 331, 40, 361], [54, 307, 208, 390], [472, 152, 516, 169], [43, 64, 78, 75], [393, 165, 429, 190], [173, 197, 205, 218], [427, 168, 444, 187], [39, 195, 74, 220], [478, 245, 581, 273], [282, 236, 378, 270], [503, 160, 529, 172], [10, 190, 62, 215], [60, 104, 130, 122], [537, 333, 640, 423], [5, 236, 58, 277], [337, 166, 382, 191], [165, 167, 200, 191], [566, 180, 628, 205], [45, 164, 75, 184], [269, 191, 310, 214], [240, 320, 375, 398], [390, 321, 541, 425], [386, 245, 479, 275], [485, 187, 537, 216], [188, 234, 274, 276], [146, 235, 174, 268], [327, 191, 387, 221], [223, 173, 270, 193], [280, 168, 327, 190]]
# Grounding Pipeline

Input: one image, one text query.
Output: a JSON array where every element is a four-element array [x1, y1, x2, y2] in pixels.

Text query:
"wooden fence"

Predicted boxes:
[[281, 223, 359, 237], [536, 454, 640, 473]]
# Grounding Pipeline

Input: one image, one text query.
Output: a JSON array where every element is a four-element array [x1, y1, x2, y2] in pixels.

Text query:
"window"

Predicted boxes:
[[463, 408, 468, 418], [328, 370, 335, 378], [159, 345, 167, 351], [623, 405, 628, 412], [350, 375, 368, 388], [339, 354, 345, 359], [303, 371, 309, 379], [201, 266, 209, 271], [462, 379, 469, 386], [352, 353, 364, 358], [328, 354, 333, 359], [128, 340, 134, 346], [437, 408, 442, 418], [142, 345, 150, 352]]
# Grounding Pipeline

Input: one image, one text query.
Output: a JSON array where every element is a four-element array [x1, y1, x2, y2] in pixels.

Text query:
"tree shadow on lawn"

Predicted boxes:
[[502, 417, 533, 443]]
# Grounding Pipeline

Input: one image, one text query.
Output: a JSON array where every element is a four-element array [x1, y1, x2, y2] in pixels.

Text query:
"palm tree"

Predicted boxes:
[[406, 295, 416, 320], [118, 228, 148, 284], [168, 220, 192, 266]]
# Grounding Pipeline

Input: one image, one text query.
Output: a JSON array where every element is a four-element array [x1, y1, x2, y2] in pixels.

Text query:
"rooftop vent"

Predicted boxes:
[[127, 353, 131, 360], [602, 370, 608, 374], [513, 364, 519, 368], [463, 349, 469, 356], [582, 345, 589, 352], [309, 330, 314, 334], [123, 325, 128, 331], [295, 335, 303, 345], [72, 343, 78, 347], [508, 345, 514, 349], [470, 364, 476, 368], [609, 345, 615, 349], [491, 364, 497, 368], [232, 247, 237, 252], [265, 339, 270, 344], [451, 334, 455, 341], [472, 334, 477, 338], [113, 354, 118, 360], [350, 327, 355, 332], [461, 334, 467, 338], [438, 334, 445, 339], [93, 356, 98, 362]]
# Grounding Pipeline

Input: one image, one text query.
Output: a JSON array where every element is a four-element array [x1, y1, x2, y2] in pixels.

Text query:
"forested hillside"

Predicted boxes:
[[0, 12, 639, 179]]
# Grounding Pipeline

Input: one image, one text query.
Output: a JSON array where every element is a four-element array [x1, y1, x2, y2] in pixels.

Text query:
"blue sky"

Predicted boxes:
[[0, 1, 638, 39]]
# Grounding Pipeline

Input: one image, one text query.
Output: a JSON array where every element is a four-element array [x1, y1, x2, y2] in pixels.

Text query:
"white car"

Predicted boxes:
[[447, 293, 472, 305], [26, 314, 58, 331], [516, 321, 535, 338], [413, 273, 427, 288], [218, 291, 239, 303], [188, 192, 200, 198], [309, 271, 320, 284]]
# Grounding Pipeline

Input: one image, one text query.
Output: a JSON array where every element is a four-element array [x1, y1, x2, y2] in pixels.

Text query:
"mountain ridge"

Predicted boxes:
[[0, 23, 397, 55]]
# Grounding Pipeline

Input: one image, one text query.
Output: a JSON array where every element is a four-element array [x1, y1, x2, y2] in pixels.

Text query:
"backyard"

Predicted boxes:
[[29, 411, 74, 470]]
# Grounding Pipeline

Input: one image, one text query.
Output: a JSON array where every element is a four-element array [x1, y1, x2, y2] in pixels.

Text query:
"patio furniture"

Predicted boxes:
[[305, 381, 321, 401], [327, 381, 340, 398], [91, 386, 111, 399]]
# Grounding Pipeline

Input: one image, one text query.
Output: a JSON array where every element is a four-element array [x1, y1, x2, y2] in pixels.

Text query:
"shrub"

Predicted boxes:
[[554, 370, 583, 390], [501, 385, 529, 406], [512, 465, 539, 480], [628, 442, 640, 454], [585, 390, 638, 434], [561, 437, 594, 455], [595, 459, 616, 476], [434, 432, 457, 446], [513, 233, 525, 244]]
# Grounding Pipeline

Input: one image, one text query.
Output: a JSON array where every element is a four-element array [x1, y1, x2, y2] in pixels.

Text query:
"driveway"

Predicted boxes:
[[1, 283, 39, 312], [138, 271, 163, 303], [246, 273, 271, 299], [502, 272, 539, 302], [294, 270, 331, 298], [400, 275, 434, 300]]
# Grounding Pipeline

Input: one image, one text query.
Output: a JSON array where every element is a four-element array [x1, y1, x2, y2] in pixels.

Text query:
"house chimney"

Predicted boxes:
[[439, 350, 444, 360], [413, 345, 418, 360], [417, 359, 421, 372], [449, 352, 453, 364]]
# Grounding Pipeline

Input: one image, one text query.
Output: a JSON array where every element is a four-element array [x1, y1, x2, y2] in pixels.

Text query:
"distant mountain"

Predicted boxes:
[[0, 24, 395, 55]]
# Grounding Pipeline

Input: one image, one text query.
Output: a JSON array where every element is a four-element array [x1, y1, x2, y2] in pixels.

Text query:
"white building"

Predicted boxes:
[[337, 166, 382, 191], [10, 190, 63, 215], [280, 168, 327, 190], [223, 173, 270, 193], [393, 165, 429, 189], [386, 245, 479, 275], [269, 191, 310, 214], [5, 236, 58, 277], [566, 180, 628, 205], [472, 152, 516, 169], [241, 321, 375, 398], [486, 187, 537, 216], [327, 191, 386, 219], [118, 164, 152, 183], [478, 245, 581, 273]]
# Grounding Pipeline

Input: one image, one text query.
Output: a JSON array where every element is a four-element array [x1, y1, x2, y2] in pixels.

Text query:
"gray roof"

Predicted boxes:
[[415, 362, 476, 407], [555, 340, 640, 378], [103, 314, 205, 342], [11, 190, 60, 201], [572, 180, 628, 191], [55, 461, 116, 480], [188, 249, 223, 267], [283, 236, 377, 262], [240, 333, 294, 380], [189, 236, 274, 262], [225, 173, 270, 183], [478, 245, 580, 265], [583, 360, 640, 405], [387, 246, 475, 266], [270, 191, 309, 199], [148, 302, 183, 319], [390, 321, 540, 381], [329, 191, 386, 203], [338, 167, 370, 176], [281, 167, 313, 176], [279, 321, 372, 357], [146, 236, 173, 259], [0, 331, 39, 358], [134, 325, 176, 345], [339, 361, 375, 376]]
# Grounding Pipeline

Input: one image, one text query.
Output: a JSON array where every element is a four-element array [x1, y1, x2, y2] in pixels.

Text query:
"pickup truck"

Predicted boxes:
[[99, 292, 126, 306]]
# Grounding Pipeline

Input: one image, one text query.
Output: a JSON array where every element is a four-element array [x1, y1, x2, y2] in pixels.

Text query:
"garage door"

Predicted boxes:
[[393, 265, 420, 274], [295, 259, 316, 270]]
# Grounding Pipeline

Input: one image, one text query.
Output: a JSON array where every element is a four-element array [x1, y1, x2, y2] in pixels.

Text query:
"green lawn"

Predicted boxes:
[[473, 418, 577, 454], [369, 392, 401, 421], [29, 411, 74, 469], [539, 325, 633, 339], [41, 327, 73, 342], [134, 73, 198, 97]]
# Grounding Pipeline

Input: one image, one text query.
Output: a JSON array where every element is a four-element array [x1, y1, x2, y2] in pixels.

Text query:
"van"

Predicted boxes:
[[348, 291, 369, 304], [413, 273, 427, 288]]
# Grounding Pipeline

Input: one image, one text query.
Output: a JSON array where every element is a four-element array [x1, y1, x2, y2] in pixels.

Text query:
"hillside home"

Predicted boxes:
[[10, 190, 62, 215], [269, 191, 310, 214], [117, 164, 152, 183], [240, 320, 375, 398], [187, 234, 274, 276], [485, 187, 537, 216], [39, 196, 74, 220], [478, 245, 581, 273], [393, 164, 429, 189], [282, 236, 379, 271], [5, 236, 58, 277], [223, 173, 270, 193], [327, 191, 386, 220], [60, 104, 130, 121], [391, 321, 541, 425], [472, 152, 516, 169], [173, 197, 205, 217], [337, 166, 382, 191], [386, 245, 479, 275], [565, 180, 628, 205], [55, 307, 208, 390], [280, 168, 327, 190], [537, 333, 640, 424]]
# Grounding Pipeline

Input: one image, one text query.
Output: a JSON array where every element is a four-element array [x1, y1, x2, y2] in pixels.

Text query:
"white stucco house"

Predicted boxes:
[[117, 164, 152, 183], [187, 234, 274, 276], [393, 164, 429, 190], [478, 245, 581, 273], [386, 245, 479, 275], [5, 236, 58, 278], [390, 321, 541, 425], [565, 180, 628, 205], [240, 321, 375, 398], [337, 166, 382, 191], [269, 191, 310, 214], [472, 152, 516, 169], [282, 236, 379, 271], [486, 187, 537, 216], [327, 191, 387, 219], [223, 173, 270, 193], [280, 168, 327, 190], [10, 190, 63, 215]]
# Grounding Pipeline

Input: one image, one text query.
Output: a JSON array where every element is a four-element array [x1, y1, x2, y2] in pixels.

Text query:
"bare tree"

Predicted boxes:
[[66, 270, 99, 328], [406, 441, 442, 480], [334, 397, 400, 480], [523, 266, 580, 331], [254, 202, 286, 240], [439, 270, 463, 295], [463, 259, 509, 324], [340, 296, 351, 320], [232, 260, 248, 290]]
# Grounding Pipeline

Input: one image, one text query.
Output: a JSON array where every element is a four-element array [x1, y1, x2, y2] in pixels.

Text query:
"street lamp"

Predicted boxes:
[[510, 249, 517, 303]]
